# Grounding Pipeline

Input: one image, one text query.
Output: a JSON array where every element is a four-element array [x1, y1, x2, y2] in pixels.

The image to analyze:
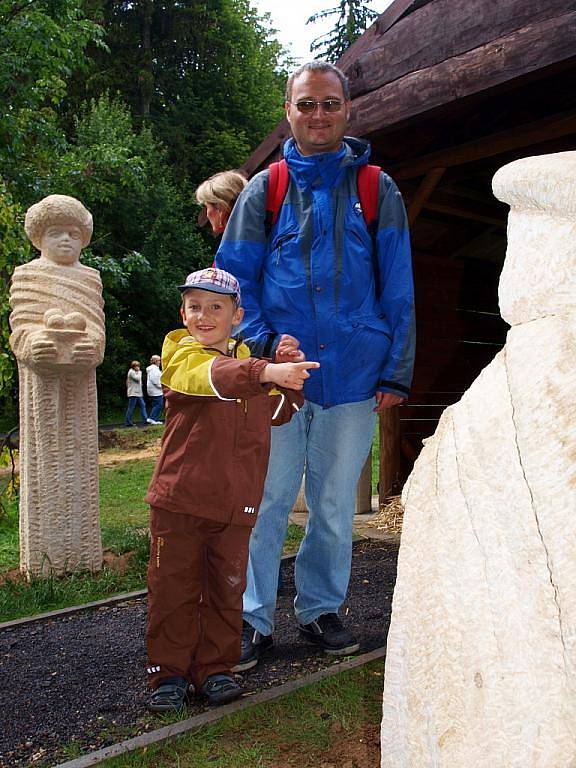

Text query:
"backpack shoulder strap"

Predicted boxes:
[[357, 164, 382, 296], [265, 159, 289, 237], [357, 163, 381, 232]]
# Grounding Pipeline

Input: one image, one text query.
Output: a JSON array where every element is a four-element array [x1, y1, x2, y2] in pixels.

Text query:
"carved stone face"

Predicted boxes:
[[40, 222, 84, 265]]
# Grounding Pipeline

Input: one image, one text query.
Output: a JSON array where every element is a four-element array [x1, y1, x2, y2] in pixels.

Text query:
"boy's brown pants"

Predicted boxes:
[[146, 506, 251, 690]]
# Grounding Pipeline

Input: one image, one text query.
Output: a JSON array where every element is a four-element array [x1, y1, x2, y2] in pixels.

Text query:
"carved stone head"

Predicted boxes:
[[24, 195, 93, 265]]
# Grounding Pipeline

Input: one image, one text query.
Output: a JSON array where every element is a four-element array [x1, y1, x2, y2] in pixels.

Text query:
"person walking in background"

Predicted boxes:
[[146, 354, 164, 424], [124, 360, 154, 427], [217, 61, 415, 670]]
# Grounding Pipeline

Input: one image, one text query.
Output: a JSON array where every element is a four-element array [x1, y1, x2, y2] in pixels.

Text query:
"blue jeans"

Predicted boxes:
[[243, 398, 376, 635], [125, 396, 148, 425], [149, 395, 164, 422]]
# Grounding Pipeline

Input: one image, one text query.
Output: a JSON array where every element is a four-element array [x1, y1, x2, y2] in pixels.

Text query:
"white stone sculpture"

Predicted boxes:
[[9, 195, 105, 577], [381, 152, 576, 768]]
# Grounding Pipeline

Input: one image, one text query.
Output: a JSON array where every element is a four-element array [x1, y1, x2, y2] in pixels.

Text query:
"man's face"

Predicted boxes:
[[180, 288, 243, 354], [285, 71, 350, 156], [40, 221, 83, 265]]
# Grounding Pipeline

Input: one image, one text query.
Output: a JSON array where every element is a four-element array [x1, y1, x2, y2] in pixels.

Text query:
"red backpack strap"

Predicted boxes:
[[358, 163, 382, 295], [357, 164, 381, 231], [265, 159, 289, 237]]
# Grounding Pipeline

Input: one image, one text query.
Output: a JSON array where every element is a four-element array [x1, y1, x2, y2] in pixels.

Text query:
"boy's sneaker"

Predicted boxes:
[[147, 676, 190, 713], [232, 620, 273, 672], [201, 673, 242, 705], [298, 613, 360, 655]]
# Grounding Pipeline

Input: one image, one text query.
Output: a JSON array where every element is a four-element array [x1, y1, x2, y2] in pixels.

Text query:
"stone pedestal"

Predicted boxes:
[[381, 153, 576, 768]]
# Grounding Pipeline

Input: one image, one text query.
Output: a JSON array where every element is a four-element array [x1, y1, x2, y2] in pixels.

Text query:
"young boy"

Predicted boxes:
[[144, 267, 318, 711]]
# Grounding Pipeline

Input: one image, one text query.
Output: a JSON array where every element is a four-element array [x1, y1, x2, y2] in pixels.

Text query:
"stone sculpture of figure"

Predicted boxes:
[[381, 152, 576, 768], [9, 194, 105, 577]]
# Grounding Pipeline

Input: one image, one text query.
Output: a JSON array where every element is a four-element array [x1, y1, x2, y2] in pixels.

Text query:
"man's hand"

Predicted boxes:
[[274, 334, 305, 363], [261, 361, 320, 390], [374, 391, 405, 412]]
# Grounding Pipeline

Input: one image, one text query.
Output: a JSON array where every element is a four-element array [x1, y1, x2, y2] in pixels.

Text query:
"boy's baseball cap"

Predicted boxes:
[[178, 267, 241, 304]]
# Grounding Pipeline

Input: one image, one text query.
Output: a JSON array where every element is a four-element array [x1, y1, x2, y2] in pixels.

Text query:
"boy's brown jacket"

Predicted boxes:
[[145, 329, 303, 527]]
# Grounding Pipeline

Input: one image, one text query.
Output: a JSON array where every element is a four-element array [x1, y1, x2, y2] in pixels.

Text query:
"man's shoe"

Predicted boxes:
[[146, 418, 155, 424], [298, 613, 360, 656], [232, 620, 273, 672], [201, 673, 242, 705], [147, 676, 190, 713]]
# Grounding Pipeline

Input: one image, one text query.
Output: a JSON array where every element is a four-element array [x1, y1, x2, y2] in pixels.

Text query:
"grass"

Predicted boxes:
[[0, 417, 378, 622], [0, 455, 306, 622], [94, 661, 384, 768]]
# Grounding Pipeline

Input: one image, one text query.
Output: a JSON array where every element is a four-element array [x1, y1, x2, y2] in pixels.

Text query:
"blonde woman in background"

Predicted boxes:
[[195, 170, 247, 235]]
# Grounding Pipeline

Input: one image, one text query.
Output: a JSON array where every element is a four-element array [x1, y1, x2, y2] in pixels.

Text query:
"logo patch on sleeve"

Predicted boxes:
[[243, 506, 256, 514]]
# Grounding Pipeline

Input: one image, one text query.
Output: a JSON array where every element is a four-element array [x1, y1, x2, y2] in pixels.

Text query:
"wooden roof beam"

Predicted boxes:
[[349, 10, 576, 140], [390, 108, 576, 180], [403, 185, 507, 228], [338, 0, 424, 73], [348, 0, 575, 98], [407, 167, 445, 225]]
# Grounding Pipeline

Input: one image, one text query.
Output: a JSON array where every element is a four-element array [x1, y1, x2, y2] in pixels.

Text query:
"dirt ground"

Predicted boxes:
[[0, 427, 163, 477], [270, 723, 381, 768], [317, 723, 381, 768]]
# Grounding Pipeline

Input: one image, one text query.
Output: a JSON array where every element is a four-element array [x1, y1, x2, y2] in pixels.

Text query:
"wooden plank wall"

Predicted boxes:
[[399, 252, 508, 466]]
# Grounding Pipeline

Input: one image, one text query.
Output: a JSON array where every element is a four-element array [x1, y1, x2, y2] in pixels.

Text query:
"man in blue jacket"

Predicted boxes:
[[216, 61, 415, 669]]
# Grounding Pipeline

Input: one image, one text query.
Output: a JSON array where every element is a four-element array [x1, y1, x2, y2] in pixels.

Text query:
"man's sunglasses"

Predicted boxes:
[[290, 99, 344, 114]]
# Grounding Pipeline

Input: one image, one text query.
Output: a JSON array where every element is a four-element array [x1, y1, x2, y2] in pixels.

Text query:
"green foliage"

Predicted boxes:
[[76, 0, 287, 185], [52, 95, 211, 408], [308, 1, 380, 62], [0, 0, 287, 417], [0, 492, 18, 568], [0, 182, 29, 420], [0, 0, 105, 201]]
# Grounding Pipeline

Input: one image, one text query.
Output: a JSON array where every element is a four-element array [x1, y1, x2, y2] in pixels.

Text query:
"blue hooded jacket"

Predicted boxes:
[[216, 136, 415, 408]]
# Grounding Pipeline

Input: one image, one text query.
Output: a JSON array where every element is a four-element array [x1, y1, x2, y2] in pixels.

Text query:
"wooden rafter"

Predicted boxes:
[[403, 185, 507, 228], [349, 11, 576, 139], [348, 0, 575, 98], [407, 167, 445, 225], [390, 109, 576, 180]]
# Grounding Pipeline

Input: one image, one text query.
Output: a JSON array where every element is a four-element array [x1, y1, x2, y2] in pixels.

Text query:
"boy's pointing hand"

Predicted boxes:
[[261, 361, 320, 390]]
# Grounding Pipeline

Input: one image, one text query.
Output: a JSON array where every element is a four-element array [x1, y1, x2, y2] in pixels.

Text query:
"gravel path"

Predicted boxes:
[[0, 539, 398, 768]]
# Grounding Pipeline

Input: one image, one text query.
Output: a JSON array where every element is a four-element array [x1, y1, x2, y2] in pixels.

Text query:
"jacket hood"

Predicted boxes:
[[283, 136, 371, 191], [161, 329, 248, 369]]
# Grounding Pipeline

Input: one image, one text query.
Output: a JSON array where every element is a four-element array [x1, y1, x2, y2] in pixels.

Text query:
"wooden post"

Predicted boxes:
[[379, 408, 401, 501], [355, 449, 374, 514], [291, 447, 374, 515], [407, 167, 445, 225]]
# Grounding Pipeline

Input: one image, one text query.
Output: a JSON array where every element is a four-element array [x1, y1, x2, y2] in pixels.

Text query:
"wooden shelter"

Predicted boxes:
[[242, 0, 576, 497]]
